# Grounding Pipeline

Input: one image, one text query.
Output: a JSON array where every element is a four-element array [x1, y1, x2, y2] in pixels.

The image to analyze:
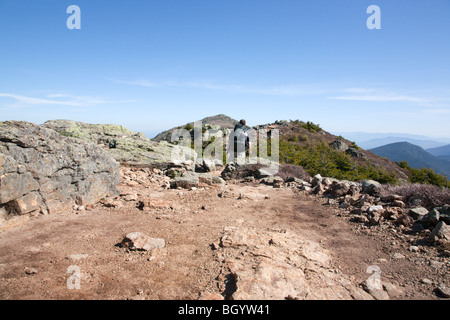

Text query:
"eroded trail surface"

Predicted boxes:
[[0, 167, 447, 300]]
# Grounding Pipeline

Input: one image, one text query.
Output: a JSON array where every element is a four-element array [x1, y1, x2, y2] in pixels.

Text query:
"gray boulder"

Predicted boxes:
[[346, 147, 367, 159], [169, 172, 200, 189], [330, 139, 349, 152], [120, 232, 165, 251], [429, 222, 450, 243], [436, 205, 450, 225], [170, 172, 225, 189], [260, 175, 284, 185], [421, 209, 440, 228], [255, 168, 273, 179], [408, 207, 429, 220], [221, 159, 279, 180], [361, 180, 382, 196], [327, 181, 351, 198], [0, 121, 119, 216], [311, 174, 323, 187]]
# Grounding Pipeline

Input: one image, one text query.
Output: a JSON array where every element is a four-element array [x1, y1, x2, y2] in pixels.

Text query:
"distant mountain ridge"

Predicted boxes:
[[359, 137, 448, 150], [334, 131, 450, 150], [370, 142, 450, 178], [426, 144, 450, 157]]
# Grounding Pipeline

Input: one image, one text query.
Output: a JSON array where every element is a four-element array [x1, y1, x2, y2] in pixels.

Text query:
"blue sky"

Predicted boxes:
[[1, 0, 449, 139]]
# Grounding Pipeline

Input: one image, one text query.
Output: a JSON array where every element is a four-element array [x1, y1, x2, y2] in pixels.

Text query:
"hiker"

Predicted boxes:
[[232, 119, 249, 162]]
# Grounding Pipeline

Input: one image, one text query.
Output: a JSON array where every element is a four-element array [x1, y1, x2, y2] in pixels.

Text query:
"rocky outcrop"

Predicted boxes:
[[0, 121, 120, 220], [214, 226, 376, 300], [42, 120, 196, 169], [169, 172, 226, 189], [221, 158, 280, 181], [152, 114, 238, 143]]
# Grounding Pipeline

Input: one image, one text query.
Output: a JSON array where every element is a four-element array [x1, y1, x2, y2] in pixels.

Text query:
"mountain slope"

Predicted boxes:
[[426, 144, 450, 157], [370, 142, 450, 177], [153, 115, 410, 183], [152, 114, 238, 142]]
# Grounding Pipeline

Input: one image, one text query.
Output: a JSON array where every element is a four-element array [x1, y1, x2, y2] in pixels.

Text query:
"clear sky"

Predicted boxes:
[[1, 0, 449, 138]]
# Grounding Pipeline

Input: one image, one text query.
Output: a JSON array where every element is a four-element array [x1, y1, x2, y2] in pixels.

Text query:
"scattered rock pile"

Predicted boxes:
[[281, 174, 450, 247], [212, 226, 402, 300]]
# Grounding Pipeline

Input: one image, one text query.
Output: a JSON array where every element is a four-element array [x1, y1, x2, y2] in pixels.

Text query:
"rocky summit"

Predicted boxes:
[[0, 117, 449, 301]]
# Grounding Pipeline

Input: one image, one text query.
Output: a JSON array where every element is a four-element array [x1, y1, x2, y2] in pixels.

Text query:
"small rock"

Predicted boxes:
[[120, 232, 165, 252], [421, 209, 440, 228], [408, 246, 419, 253], [123, 194, 138, 202], [383, 283, 403, 298], [429, 221, 450, 243], [367, 205, 384, 214], [392, 253, 405, 260], [408, 207, 429, 220], [396, 214, 413, 227], [311, 174, 322, 187], [392, 200, 405, 208], [24, 267, 38, 275], [420, 278, 433, 285], [436, 284, 450, 298], [339, 202, 350, 209], [67, 254, 89, 261], [429, 260, 443, 269], [365, 287, 390, 300]]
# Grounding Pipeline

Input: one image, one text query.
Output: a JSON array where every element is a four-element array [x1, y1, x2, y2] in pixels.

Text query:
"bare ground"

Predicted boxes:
[[0, 166, 448, 300]]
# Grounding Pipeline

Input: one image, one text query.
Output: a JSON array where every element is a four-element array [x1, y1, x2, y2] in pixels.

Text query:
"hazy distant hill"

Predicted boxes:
[[438, 155, 450, 162], [370, 142, 450, 177], [333, 132, 450, 150], [426, 144, 450, 157], [359, 137, 448, 150]]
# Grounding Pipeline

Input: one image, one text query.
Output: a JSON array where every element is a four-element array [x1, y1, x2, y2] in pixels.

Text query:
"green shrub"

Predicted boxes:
[[298, 134, 308, 142], [301, 121, 322, 133], [397, 161, 449, 187], [278, 140, 397, 183]]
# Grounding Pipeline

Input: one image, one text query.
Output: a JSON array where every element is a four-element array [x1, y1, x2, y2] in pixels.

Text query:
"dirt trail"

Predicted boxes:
[[0, 167, 446, 300]]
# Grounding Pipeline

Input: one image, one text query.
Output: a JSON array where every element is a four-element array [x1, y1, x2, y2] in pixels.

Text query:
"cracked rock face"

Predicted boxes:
[[0, 121, 120, 218], [214, 226, 364, 300]]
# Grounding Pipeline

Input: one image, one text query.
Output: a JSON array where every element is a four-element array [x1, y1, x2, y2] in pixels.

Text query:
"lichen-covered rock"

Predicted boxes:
[[0, 121, 119, 218], [361, 180, 382, 196], [42, 120, 196, 169]]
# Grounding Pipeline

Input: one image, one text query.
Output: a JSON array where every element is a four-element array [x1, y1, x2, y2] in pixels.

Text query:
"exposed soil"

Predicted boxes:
[[0, 166, 448, 300]]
